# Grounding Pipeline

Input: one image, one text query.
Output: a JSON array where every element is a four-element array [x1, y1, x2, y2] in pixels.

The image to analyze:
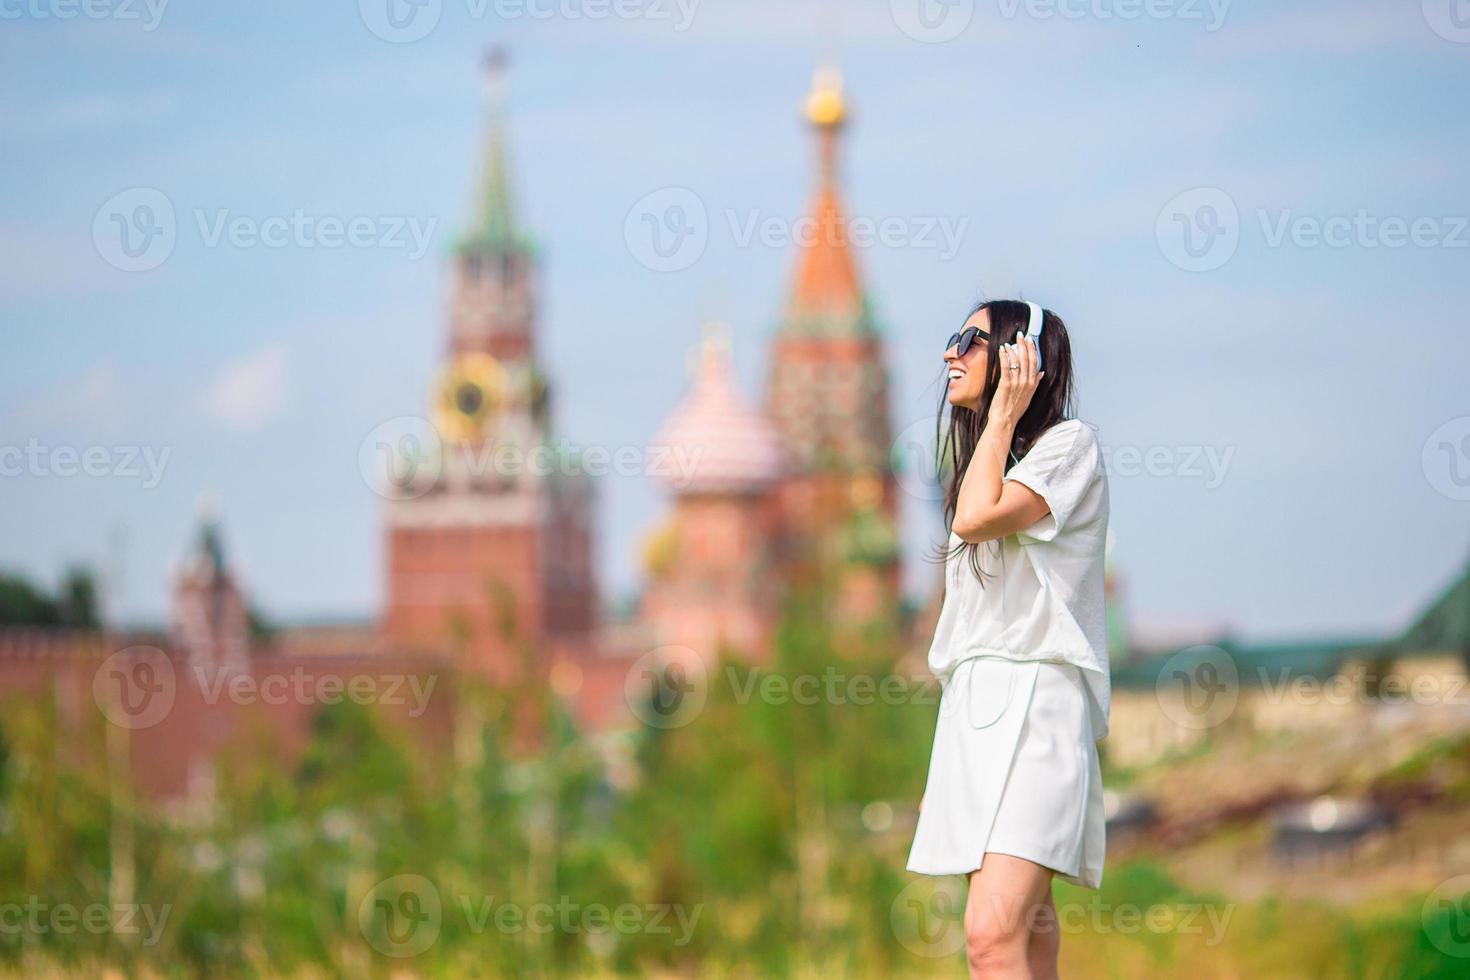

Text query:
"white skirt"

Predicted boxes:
[[906, 656, 1105, 889]]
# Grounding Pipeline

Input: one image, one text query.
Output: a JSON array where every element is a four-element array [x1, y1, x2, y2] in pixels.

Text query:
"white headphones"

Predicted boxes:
[[1023, 301, 1045, 372]]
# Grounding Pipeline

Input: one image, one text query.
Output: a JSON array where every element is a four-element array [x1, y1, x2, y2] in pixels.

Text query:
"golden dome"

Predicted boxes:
[[642, 519, 680, 580], [805, 66, 846, 129]]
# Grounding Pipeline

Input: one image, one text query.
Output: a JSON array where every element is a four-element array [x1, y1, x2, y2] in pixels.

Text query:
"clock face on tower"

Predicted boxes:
[[434, 353, 504, 442]]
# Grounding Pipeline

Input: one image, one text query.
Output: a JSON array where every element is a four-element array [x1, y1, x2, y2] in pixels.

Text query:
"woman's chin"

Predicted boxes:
[[945, 387, 975, 410]]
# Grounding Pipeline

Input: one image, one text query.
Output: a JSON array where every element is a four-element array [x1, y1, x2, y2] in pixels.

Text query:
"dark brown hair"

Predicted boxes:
[[936, 299, 1076, 580]]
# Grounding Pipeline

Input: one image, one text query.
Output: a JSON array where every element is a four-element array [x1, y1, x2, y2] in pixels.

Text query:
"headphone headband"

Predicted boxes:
[[1024, 301, 1045, 372]]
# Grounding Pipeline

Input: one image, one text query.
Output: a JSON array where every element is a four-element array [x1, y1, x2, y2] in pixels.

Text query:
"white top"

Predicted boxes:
[[926, 419, 1112, 738]]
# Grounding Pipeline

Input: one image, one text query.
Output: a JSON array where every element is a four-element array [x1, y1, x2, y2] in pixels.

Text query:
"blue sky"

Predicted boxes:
[[2, 0, 1468, 641]]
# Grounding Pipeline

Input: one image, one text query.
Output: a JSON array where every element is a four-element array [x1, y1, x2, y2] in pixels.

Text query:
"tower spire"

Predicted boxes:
[[805, 65, 846, 181], [465, 45, 523, 251], [786, 65, 865, 333], [764, 66, 898, 621]]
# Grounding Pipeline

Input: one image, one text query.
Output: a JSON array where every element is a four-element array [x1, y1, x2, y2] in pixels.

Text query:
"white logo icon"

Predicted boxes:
[[93, 188, 176, 272], [1154, 645, 1239, 730], [359, 0, 442, 43], [890, 0, 975, 44], [359, 416, 445, 500], [93, 645, 177, 730], [1156, 187, 1239, 272], [624, 188, 708, 272], [358, 874, 442, 957], [1422, 416, 1470, 501], [890, 877, 967, 958], [890, 416, 946, 504], [1423, 0, 1470, 43], [624, 645, 708, 729]]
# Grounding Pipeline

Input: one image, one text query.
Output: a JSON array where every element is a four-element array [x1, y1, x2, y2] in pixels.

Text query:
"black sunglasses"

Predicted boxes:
[[944, 326, 991, 357]]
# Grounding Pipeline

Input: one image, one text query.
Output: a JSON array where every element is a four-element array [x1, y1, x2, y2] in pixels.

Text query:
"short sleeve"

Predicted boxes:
[[1004, 420, 1100, 542]]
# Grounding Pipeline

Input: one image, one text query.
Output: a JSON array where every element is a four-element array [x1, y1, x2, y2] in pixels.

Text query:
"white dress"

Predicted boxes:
[[906, 420, 1110, 889]]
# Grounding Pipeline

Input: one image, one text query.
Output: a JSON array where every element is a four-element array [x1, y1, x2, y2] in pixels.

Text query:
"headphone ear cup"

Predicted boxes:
[[1022, 301, 1045, 373]]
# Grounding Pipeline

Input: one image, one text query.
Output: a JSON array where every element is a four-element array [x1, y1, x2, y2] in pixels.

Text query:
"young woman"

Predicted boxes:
[[906, 299, 1111, 980]]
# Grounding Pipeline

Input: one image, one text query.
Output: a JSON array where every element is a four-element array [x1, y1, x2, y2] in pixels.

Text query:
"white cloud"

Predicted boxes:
[[208, 343, 290, 431]]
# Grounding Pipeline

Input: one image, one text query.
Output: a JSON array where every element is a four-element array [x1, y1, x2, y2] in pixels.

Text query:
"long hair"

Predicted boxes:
[[936, 299, 1076, 580]]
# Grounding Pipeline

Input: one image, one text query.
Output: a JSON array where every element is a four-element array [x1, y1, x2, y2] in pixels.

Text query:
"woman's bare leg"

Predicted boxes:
[[1026, 891, 1060, 980], [964, 854, 1056, 979]]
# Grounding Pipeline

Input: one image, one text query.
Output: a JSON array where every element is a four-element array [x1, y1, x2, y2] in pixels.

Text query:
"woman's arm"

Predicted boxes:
[[951, 337, 1051, 544]]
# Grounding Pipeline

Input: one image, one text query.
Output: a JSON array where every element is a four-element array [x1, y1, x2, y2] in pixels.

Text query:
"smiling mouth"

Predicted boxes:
[[947, 369, 965, 383]]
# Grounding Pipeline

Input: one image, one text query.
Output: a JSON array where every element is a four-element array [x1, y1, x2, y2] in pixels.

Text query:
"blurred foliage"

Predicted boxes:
[[0, 567, 99, 629], [0, 597, 1464, 977]]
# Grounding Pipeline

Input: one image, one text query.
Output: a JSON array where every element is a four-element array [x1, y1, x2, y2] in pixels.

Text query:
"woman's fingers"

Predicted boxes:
[[1002, 341, 1030, 393]]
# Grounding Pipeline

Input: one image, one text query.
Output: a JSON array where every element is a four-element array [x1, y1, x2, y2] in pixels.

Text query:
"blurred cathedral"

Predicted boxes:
[[377, 54, 902, 694], [643, 67, 901, 664], [0, 54, 909, 805]]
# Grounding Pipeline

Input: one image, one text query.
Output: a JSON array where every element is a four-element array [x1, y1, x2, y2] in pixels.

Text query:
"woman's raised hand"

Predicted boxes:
[[990, 335, 1042, 428]]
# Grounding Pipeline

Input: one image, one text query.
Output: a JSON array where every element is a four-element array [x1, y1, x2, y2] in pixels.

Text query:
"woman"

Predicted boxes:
[[906, 299, 1111, 979]]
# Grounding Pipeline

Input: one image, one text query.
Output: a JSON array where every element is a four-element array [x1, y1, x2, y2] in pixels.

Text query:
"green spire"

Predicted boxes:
[[199, 522, 225, 574], [191, 494, 229, 578], [461, 47, 529, 254]]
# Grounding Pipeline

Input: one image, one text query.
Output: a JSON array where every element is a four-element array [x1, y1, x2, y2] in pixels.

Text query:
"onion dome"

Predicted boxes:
[[651, 324, 785, 495]]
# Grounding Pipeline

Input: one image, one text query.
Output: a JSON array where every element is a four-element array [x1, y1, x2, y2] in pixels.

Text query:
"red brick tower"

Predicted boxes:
[[383, 50, 596, 680], [643, 325, 786, 664], [765, 68, 900, 622], [170, 507, 250, 669]]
